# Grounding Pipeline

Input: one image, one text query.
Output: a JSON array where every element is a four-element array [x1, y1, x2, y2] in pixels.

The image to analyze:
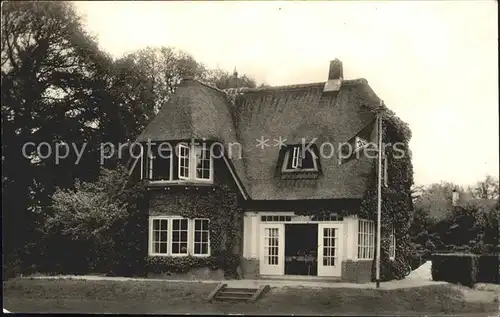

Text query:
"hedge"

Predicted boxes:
[[431, 253, 499, 287], [476, 255, 500, 284]]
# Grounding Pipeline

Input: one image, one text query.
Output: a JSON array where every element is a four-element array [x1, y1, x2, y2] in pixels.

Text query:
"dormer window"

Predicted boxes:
[[354, 136, 368, 153], [282, 145, 318, 173], [147, 145, 172, 181], [142, 142, 213, 183]]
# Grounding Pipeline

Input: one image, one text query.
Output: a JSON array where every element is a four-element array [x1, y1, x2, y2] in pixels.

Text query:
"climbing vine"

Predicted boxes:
[[146, 184, 243, 277], [360, 107, 414, 281]]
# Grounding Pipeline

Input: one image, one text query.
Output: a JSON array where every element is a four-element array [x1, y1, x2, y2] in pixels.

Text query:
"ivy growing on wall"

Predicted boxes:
[[146, 184, 243, 278], [360, 108, 414, 282]]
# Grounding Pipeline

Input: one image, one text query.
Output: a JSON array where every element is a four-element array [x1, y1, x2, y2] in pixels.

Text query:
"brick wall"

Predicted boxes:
[[342, 260, 372, 283]]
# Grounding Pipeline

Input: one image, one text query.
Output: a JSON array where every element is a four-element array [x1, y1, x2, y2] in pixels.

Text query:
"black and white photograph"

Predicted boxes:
[[2, 1, 499, 315]]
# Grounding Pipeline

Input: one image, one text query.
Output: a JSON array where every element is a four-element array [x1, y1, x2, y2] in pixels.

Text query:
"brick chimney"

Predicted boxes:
[[323, 59, 343, 92], [452, 189, 460, 206], [231, 67, 239, 89]]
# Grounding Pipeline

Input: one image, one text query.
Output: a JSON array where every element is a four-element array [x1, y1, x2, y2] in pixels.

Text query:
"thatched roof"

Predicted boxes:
[[134, 62, 404, 200]]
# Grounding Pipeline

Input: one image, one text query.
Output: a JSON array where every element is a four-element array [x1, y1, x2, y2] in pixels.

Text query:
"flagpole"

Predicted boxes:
[[375, 101, 383, 289]]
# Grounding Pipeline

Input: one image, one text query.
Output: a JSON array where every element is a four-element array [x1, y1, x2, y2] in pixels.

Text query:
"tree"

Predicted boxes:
[[1, 1, 149, 277], [413, 182, 463, 223], [117, 46, 207, 116], [117, 47, 259, 116], [204, 67, 257, 90], [468, 175, 499, 200]]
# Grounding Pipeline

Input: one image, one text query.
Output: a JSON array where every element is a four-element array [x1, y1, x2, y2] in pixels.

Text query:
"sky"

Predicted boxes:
[[74, 1, 498, 187]]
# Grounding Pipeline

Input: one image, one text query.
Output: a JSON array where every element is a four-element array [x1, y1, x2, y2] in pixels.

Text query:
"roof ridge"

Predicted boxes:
[[181, 77, 227, 94], [181, 76, 369, 97], [222, 78, 368, 94]]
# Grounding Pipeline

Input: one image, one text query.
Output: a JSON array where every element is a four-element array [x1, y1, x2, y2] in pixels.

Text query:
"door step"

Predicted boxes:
[[207, 284, 270, 302]]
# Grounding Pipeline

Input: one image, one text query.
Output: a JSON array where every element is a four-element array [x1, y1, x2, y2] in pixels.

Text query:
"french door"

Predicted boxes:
[[259, 224, 284, 275], [317, 223, 343, 277]]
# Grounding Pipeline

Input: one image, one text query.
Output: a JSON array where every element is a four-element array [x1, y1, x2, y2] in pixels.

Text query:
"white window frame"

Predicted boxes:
[[354, 136, 368, 153], [357, 219, 375, 260], [148, 216, 211, 257], [142, 142, 214, 184], [149, 216, 170, 256], [282, 146, 318, 172], [148, 147, 173, 182], [192, 146, 212, 182], [139, 146, 144, 180], [148, 151, 153, 180], [389, 226, 396, 260], [178, 143, 190, 180], [291, 146, 301, 168], [192, 218, 211, 257], [170, 217, 189, 257]]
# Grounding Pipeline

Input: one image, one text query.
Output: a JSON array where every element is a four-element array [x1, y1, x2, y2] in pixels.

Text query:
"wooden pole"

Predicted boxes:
[[375, 101, 383, 288]]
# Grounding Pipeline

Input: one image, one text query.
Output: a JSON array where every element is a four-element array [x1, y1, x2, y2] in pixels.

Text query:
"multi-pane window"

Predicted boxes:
[[291, 146, 301, 168], [172, 219, 188, 255], [194, 219, 210, 255], [142, 142, 213, 183], [178, 144, 190, 180], [149, 217, 210, 257], [260, 215, 293, 222], [311, 214, 344, 221], [151, 219, 169, 255], [322, 227, 337, 266], [389, 226, 396, 259], [283, 145, 318, 172], [194, 146, 211, 180], [264, 228, 279, 265], [357, 219, 375, 260]]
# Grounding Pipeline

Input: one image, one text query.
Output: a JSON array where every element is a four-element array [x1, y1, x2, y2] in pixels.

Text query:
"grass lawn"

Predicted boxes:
[[3, 278, 498, 315]]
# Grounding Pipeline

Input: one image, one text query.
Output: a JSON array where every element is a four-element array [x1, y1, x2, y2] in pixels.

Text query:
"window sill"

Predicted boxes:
[[148, 253, 211, 257], [146, 180, 214, 188]]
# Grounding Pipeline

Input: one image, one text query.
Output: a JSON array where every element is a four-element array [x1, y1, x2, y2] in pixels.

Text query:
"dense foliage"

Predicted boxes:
[[431, 254, 478, 287], [146, 185, 243, 277], [41, 166, 148, 276], [410, 178, 499, 257], [1, 1, 256, 279], [360, 110, 415, 282], [431, 253, 499, 286]]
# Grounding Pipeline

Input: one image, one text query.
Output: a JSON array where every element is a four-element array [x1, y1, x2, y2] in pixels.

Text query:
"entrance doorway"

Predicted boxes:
[[284, 224, 318, 276]]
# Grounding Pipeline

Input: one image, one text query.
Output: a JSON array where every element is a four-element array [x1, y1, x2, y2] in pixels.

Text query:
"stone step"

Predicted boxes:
[[218, 291, 255, 298], [207, 284, 270, 303], [222, 287, 258, 293], [215, 295, 252, 301]]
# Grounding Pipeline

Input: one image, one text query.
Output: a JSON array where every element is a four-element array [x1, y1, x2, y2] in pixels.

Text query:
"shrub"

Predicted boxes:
[[476, 255, 500, 284], [431, 253, 477, 287], [45, 165, 148, 277]]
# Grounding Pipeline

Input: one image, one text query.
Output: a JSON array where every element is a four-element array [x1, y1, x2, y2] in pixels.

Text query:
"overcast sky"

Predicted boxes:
[[74, 1, 498, 187]]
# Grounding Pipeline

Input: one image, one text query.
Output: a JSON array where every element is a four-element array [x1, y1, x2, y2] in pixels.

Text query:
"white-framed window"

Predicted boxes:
[[357, 219, 375, 260], [389, 226, 396, 260], [141, 142, 213, 183], [151, 218, 169, 255], [193, 146, 211, 181], [178, 144, 190, 180], [282, 145, 318, 172], [291, 146, 301, 168], [149, 216, 210, 257], [171, 218, 189, 255], [147, 145, 173, 181], [354, 136, 368, 153], [193, 219, 210, 256]]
